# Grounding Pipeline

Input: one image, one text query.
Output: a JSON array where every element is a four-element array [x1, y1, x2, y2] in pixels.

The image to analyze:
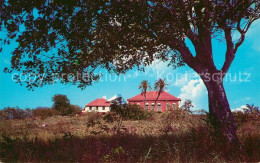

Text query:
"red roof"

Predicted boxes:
[[86, 98, 111, 107], [127, 91, 181, 101]]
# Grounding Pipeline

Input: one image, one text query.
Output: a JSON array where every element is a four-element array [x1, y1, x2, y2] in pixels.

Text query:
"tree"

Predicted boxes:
[[245, 104, 260, 115], [180, 99, 194, 113], [0, 107, 29, 120], [1, 0, 259, 145], [52, 94, 71, 115], [154, 78, 167, 105], [138, 80, 152, 108]]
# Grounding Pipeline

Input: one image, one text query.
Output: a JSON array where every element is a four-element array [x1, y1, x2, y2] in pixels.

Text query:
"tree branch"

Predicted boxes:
[[234, 17, 258, 53], [170, 39, 196, 70], [221, 28, 235, 76], [178, 0, 199, 46]]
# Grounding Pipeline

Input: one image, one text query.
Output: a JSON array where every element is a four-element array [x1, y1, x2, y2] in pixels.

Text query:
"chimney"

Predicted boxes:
[[103, 96, 107, 100]]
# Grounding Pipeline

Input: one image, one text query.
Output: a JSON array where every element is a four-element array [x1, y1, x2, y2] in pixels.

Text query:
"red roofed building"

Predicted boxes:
[[127, 91, 181, 112], [83, 98, 111, 113]]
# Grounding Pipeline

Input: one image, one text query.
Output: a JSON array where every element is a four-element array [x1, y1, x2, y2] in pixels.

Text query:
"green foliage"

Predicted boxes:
[[139, 80, 152, 100], [108, 104, 153, 121], [125, 104, 154, 120], [51, 94, 82, 116], [154, 78, 168, 103], [2, 0, 258, 89], [52, 94, 71, 115]]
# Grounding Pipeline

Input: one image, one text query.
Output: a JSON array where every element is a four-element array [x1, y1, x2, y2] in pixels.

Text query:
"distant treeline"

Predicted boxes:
[[0, 106, 82, 121], [0, 94, 82, 120]]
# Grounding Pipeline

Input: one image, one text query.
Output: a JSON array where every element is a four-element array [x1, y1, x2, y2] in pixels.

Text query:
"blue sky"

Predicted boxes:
[[0, 20, 260, 111]]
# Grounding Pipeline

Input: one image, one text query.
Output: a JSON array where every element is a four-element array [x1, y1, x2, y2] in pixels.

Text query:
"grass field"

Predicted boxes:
[[0, 111, 259, 162]]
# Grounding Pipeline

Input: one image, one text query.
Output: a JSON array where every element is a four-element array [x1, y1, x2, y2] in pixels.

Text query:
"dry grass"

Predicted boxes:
[[0, 111, 259, 162]]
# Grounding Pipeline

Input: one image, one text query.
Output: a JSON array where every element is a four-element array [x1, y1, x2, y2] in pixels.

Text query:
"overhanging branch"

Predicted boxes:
[[221, 28, 235, 76], [170, 39, 196, 70]]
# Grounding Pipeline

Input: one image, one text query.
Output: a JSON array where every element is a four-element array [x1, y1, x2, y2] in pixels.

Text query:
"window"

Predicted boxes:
[[89, 107, 92, 110], [172, 103, 176, 109], [103, 106, 105, 110], [157, 103, 161, 111], [166, 103, 171, 110], [145, 103, 149, 110], [151, 103, 155, 111]]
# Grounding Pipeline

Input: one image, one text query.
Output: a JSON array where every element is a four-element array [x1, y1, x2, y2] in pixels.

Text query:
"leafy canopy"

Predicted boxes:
[[1, 0, 259, 89], [52, 94, 71, 114]]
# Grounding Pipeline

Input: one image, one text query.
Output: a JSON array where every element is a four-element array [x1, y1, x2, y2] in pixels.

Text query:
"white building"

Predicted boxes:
[[83, 98, 110, 113], [83, 94, 126, 113]]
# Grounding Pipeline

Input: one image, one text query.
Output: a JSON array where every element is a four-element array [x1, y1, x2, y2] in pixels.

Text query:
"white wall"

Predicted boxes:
[[98, 106, 110, 112], [83, 106, 110, 112]]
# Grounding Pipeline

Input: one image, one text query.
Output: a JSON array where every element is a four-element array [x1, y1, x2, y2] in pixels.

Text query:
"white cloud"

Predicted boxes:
[[173, 71, 195, 87], [179, 78, 208, 111], [231, 105, 249, 113]]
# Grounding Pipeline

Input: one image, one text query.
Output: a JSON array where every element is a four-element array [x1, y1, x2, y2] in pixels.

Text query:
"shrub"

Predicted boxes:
[[32, 107, 56, 120], [68, 105, 82, 116], [104, 104, 154, 134], [125, 104, 154, 120], [161, 108, 191, 135], [109, 104, 153, 121], [180, 99, 194, 113], [86, 112, 102, 127], [233, 112, 249, 127]]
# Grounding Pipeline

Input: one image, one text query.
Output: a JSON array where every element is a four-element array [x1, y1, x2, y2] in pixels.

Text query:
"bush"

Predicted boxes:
[[161, 108, 191, 135], [68, 105, 82, 116], [109, 104, 153, 121], [124, 104, 153, 120], [233, 111, 259, 127], [32, 107, 56, 120], [233, 112, 249, 127], [86, 112, 102, 127], [103, 104, 153, 134]]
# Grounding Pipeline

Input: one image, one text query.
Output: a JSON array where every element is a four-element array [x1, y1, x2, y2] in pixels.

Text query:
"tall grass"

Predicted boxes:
[[0, 110, 259, 162]]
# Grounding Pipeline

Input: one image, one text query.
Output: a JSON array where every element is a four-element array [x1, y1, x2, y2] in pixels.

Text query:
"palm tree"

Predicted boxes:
[[245, 104, 260, 114], [138, 80, 152, 109], [154, 78, 168, 110]]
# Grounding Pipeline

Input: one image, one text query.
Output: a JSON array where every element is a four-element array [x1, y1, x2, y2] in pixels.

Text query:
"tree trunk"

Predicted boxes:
[[202, 76, 239, 146]]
